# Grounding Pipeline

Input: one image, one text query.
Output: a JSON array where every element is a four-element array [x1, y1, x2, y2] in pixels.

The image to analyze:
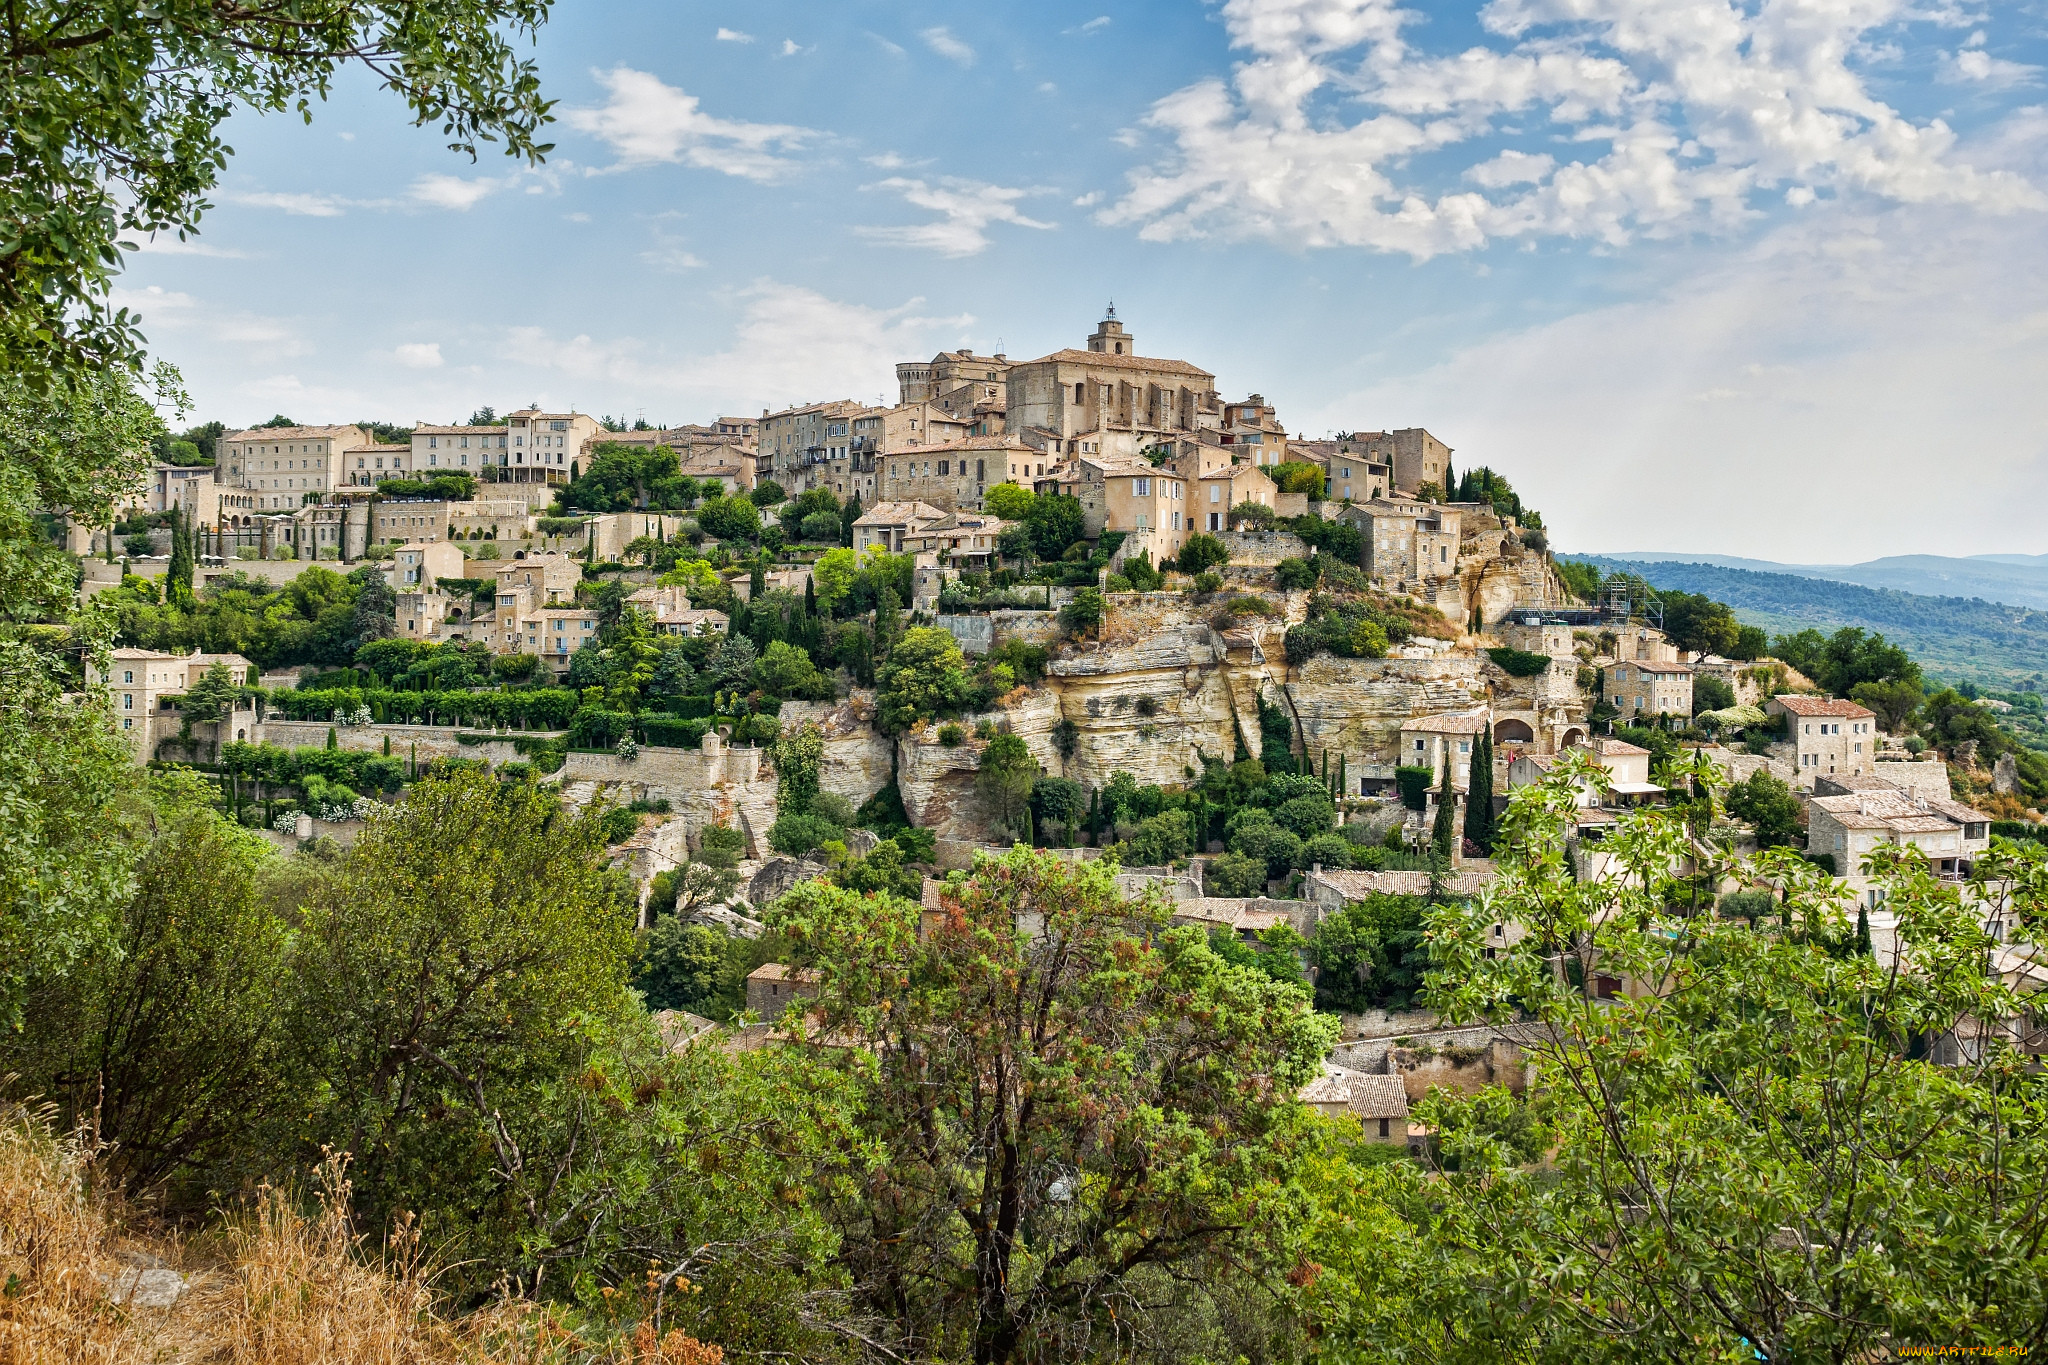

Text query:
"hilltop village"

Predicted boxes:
[[86, 309, 2042, 1091]]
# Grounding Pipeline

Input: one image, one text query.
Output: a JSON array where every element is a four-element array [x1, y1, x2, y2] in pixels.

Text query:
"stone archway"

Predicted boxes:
[[1494, 718, 1536, 745], [1559, 726, 1587, 750]]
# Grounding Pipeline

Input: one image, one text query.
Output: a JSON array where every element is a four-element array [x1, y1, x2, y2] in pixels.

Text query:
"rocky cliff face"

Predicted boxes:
[[1285, 654, 1492, 768], [779, 693, 895, 809]]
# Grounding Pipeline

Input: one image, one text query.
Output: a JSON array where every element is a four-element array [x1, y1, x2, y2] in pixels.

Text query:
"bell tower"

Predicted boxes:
[[1086, 304, 1133, 357]]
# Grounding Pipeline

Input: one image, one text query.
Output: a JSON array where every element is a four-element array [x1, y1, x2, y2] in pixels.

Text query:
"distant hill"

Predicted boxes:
[[1601, 550, 2048, 612], [1568, 556, 2048, 687]]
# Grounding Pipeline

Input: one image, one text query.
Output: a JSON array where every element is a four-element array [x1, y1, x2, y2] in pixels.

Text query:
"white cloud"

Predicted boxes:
[[1103, 0, 2045, 258], [111, 285, 310, 356], [564, 68, 814, 180], [715, 27, 752, 42], [1296, 201, 2048, 560], [1945, 47, 2042, 88], [1464, 150, 1555, 188], [1081, 16, 1111, 33], [1072, 190, 1103, 207], [868, 32, 907, 57], [922, 26, 976, 66], [394, 342, 444, 369], [227, 190, 349, 217], [780, 39, 802, 57], [409, 174, 500, 210], [498, 279, 972, 410], [641, 229, 707, 272], [855, 177, 1055, 257]]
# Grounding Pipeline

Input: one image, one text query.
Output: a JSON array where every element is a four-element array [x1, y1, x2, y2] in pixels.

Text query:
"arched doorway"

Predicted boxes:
[[1560, 726, 1587, 750], [1494, 718, 1536, 745]]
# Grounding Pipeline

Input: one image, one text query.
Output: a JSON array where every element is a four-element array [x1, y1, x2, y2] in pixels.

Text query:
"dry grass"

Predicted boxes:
[[0, 1108, 720, 1365]]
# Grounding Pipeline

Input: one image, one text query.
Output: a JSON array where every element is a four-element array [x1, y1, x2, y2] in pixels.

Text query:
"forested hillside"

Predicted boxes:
[[1572, 556, 2048, 687]]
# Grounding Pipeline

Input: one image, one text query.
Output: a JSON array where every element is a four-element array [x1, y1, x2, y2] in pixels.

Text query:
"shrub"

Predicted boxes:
[[1204, 851, 1267, 896], [1194, 571, 1223, 593], [1487, 647, 1552, 677], [1396, 765, 1433, 811], [1273, 557, 1319, 591], [938, 723, 965, 747], [1301, 832, 1355, 870], [768, 811, 842, 856], [1177, 534, 1228, 575], [1059, 588, 1105, 636]]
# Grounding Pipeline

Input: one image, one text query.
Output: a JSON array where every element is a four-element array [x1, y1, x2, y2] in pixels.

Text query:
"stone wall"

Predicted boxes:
[[561, 744, 779, 858], [937, 614, 994, 656], [897, 690, 1064, 838], [258, 719, 484, 759], [1217, 530, 1308, 567]]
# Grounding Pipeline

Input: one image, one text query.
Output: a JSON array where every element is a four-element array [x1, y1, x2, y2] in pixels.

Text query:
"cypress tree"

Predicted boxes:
[[1431, 761, 1457, 860], [1855, 904, 1872, 957], [326, 726, 338, 751], [165, 505, 194, 607], [1464, 731, 1495, 855], [749, 559, 765, 599], [1337, 752, 1347, 799]]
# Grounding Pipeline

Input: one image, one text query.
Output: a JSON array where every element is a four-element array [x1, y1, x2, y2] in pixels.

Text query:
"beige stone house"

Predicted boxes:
[[1807, 786, 1991, 894], [1398, 711, 1490, 791], [1195, 461, 1280, 533], [1344, 497, 1461, 589], [852, 501, 951, 556], [503, 408, 594, 494], [1353, 428, 1453, 495], [396, 588, 480, 644], [1217, 394, 1288, 470], [1768, 695, 1881, 788], [896, 347, 1012, 408], [390, 540, 465, 589], [897, 509, 1014, 568], [626, 585, 729, 637], [219, 424, 368, 519], [1299, 1065, 1411, 1142], [1605, 659, 1695, 722], [408, 423, 509, 478], [1033, 453, 1194, 558], [758, 399, 876, 499], [91, 647, 259, 757], [1001, 311, 1221, 458], [876, 435, 1031, 511]]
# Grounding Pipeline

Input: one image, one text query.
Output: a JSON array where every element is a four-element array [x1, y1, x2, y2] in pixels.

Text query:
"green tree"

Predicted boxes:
[[1852, 676, 1925, 732], [812, 545, 856, 612], [977, 732, 1040, 840], [748, 479, 785, 507], [631, 917, 730, 1013], [771, 719, 824, 817], [1692, 674, 1737, 714], [0, 774, 294, 1204], [1059, 586, 1105, 637], [3, 0, 553, 393], [696, 492, 762, 542], [177, 659, 240, 724], [1398, 764, 2048, 1361], [1726, 767, 1804, 849], [1464, 729, 1494, 854], [876, 625, 974, 733], [753, 639, 828, 700], [984, 481, 1035, 520], [283, 768, 683, 1288], [769, 849, 1336, 1364], [1025, 491, 1085, 559], [1431, 762, 1457, 859], [1309, 893, 1429, 1011], [1204, 850, 1267, 896], [1176, 532, 1229, 574], [1029, 775, 1087, 845]]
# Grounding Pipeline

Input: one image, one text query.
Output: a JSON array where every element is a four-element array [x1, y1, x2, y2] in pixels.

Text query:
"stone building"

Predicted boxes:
[[852, 501, 951, 556], [1604, 659, 1695, 722], [219, 424, 368, 519], [1353, 428, 1454, 494], [408, 423, 509, 478], [390, 540, 465, 589], [1216, 394, 1288, 470], [758, 399, 876, 499], [1398, 710, 1489, 791], [1807, 786, 1991, 894], [1341, 497, 1462, 589], [896, 347, 1012, 408], [91, 647, 260, 757], [500, 408, 594, 499], [1001, 310, 1221, 456], [1767, 695, 1881, 788], [875, 435, 1031, 511], [1033, 453, 1194, 558], [1195, 461, 1280, 533]]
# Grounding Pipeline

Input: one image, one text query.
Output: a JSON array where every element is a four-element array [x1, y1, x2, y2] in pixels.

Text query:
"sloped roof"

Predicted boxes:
[[1774, 695, 1875, 718], [1401, 712, 1489, 735], [1310, 867, 1493, 899], [1018, 347, 1215, 378]]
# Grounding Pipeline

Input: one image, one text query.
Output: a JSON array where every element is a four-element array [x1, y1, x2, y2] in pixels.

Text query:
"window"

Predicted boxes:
[[939, 460, 950, 476], [123, 717, 132, 730], [123, 694, 133, 709], [1134, 477, 1150, 495], [1378, 1118, 1391, 1139], [1074, 383, 1085, 403], [123, 670, 133, 684]]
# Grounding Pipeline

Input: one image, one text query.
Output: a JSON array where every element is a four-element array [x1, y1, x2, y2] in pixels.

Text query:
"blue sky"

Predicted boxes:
[[118, 0, 2048, 562]]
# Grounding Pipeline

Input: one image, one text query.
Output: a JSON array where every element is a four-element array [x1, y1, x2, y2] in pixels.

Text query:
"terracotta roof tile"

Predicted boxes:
[[1773, 695, 1876, 718]]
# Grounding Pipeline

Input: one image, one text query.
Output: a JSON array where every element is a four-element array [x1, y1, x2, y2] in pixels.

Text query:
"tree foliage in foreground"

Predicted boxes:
[[1314, 750, 2048, 1362], [771, 850, 1338, 1364]]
